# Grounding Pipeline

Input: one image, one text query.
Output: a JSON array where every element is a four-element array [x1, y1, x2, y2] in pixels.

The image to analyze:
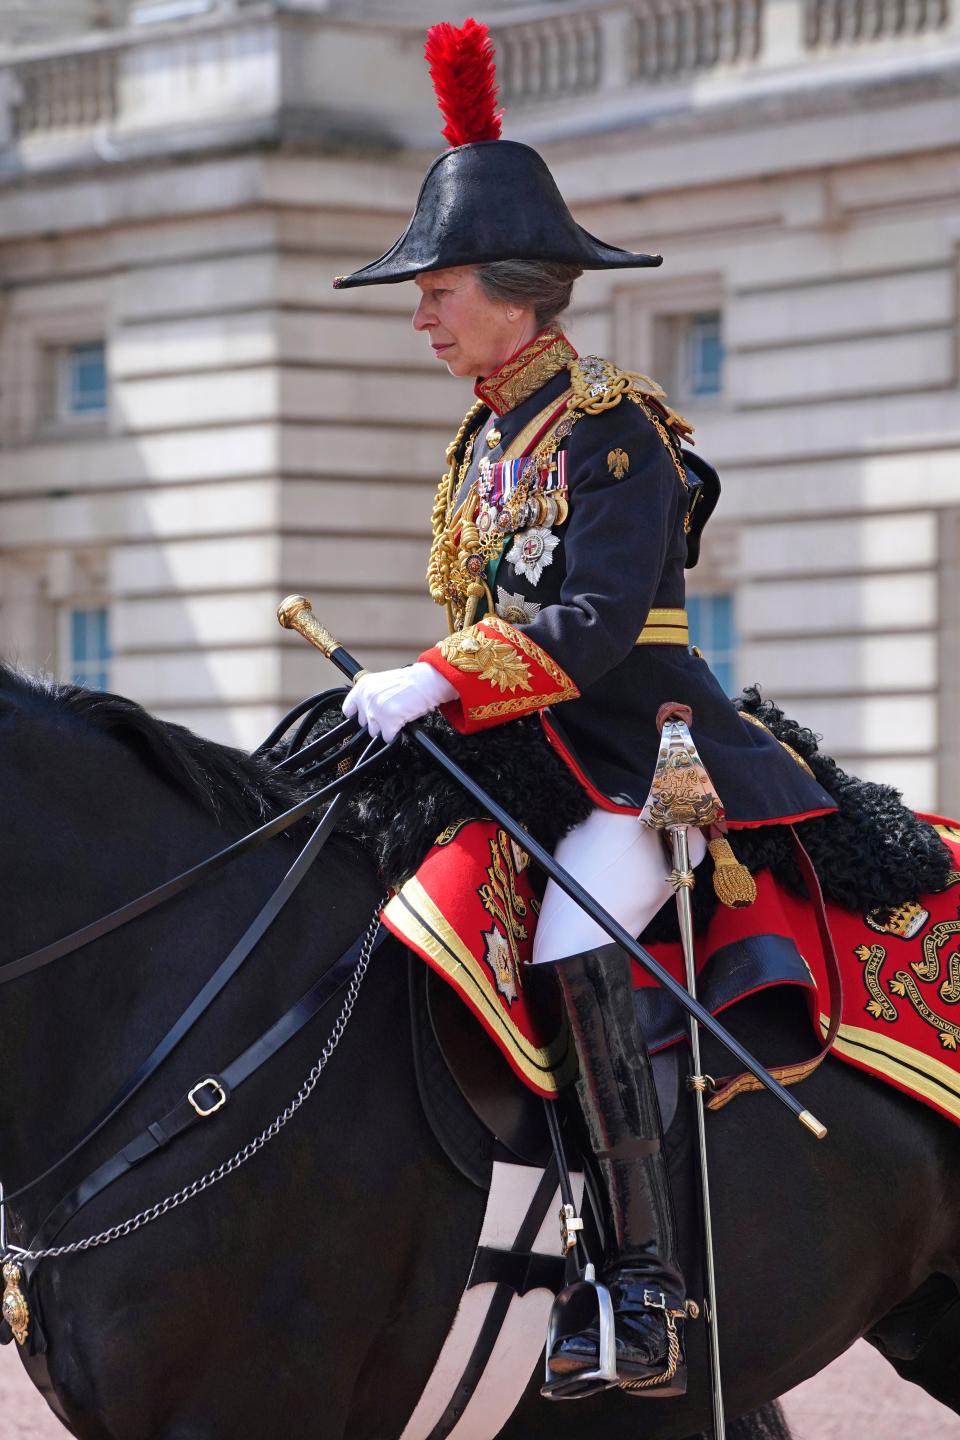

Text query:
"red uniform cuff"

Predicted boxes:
[[420, 616, 579, 733]]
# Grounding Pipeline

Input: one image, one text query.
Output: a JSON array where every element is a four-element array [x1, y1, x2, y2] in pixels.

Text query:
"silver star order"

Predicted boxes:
[[482, 926, 518, 1005], [506, 526, 559, 586], [496, 587, 542, 625]]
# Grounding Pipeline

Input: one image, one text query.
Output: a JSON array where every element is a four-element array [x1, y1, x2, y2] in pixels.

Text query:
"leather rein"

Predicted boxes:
[[1, 690, 391, 1264]]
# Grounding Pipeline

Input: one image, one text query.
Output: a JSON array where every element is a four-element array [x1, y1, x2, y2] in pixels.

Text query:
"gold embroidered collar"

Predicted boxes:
[[474, 326, 578, 417]]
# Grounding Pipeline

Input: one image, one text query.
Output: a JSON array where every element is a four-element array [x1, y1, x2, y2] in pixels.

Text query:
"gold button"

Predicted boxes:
[[486, 429, 502, 449]]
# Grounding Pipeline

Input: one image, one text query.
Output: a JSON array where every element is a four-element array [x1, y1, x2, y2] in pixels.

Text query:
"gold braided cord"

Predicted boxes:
[[618, 1308, 683, 1393], [427, 357, 691, 632], [629, 394, 689, 490], [427, 399, 486, 613]]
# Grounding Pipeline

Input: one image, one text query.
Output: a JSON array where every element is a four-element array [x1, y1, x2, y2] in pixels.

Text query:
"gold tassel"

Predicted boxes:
[[708, 836, 757, 908]]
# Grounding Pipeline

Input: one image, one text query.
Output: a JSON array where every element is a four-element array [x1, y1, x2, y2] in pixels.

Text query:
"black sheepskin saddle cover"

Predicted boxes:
[[294, 688, 952, 942]]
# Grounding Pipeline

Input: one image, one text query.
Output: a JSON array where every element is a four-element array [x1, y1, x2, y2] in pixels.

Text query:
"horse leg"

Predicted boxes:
[[866, 1273, 960, 1415]]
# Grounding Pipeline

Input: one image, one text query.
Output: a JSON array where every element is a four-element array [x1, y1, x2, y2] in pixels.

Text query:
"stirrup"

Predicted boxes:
[[541, 1264, 618, 1401]]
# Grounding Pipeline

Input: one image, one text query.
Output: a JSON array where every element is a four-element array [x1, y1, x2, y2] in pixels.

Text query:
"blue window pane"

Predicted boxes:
[[687, 313, 723, 397], [688, 593, 736, 698], [67, 342, 107, 415], [69, 606, 110, 691]]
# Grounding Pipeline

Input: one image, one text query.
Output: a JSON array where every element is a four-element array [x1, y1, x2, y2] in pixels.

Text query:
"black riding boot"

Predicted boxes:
[[546, 943, 687, 1393]]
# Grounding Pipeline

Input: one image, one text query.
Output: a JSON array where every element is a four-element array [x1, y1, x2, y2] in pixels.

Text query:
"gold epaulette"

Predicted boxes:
[[568, 355, 692, 489], [568, 356, 694, 442]]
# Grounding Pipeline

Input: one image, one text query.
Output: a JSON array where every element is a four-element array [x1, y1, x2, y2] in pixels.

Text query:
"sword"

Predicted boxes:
[[639, 704, 728, 1439], [276, 596, 827, 1140]]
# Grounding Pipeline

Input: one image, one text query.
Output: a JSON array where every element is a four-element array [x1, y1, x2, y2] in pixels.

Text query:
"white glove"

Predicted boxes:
[[341, 662, 458, 743]]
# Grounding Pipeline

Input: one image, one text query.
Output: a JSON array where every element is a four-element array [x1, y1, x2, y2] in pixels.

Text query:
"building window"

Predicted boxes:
[[684, 312, 724, 397], [52, 341, 108, 420], [69, 606, 111, 691], [656, 311, 725, 400], [688, 593, 736, 696]]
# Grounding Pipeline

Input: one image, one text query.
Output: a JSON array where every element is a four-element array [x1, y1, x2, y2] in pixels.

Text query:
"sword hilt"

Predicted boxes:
[[640, 702, 724, 832], [277, 596, 366, 682]]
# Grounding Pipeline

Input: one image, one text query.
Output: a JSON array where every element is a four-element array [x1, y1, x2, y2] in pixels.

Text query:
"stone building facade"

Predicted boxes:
[[0, 0, 958, 812]]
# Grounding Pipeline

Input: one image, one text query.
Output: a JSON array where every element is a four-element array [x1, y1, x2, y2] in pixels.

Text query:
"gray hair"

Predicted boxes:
[[475, 259, 582, 329]]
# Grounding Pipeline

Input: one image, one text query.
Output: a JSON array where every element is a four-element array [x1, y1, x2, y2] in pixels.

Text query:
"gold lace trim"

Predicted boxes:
[[739, 710, 815, 777], [475, 325, 577, 416], [426, 399, 486, 627], [437, 616, 579, 722], [480, 615, 578, 696], [437, 629, 533, 694]]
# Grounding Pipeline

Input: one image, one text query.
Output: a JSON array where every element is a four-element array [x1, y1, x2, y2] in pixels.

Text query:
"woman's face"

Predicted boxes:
[[412, 266, 537, 378]]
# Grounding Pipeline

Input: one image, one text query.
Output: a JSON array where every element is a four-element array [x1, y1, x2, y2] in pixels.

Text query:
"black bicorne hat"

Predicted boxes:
[[334, 141, 661, 289], [333, 20, 661, 290]]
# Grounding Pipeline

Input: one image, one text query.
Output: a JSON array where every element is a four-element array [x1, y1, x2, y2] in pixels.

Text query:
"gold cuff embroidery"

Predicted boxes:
[[479, 616, 578, 697], [438, 628, 533, 693]]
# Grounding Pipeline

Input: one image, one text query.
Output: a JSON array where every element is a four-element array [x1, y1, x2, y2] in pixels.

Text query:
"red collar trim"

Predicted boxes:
[[474, 326, 578, 417]]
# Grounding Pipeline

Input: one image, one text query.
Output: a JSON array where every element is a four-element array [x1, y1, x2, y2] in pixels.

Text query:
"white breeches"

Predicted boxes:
[[531, 807, 708, 965]]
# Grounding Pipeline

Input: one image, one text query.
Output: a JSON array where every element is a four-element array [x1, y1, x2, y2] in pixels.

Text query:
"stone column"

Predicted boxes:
[[758, 0, 806, 68]]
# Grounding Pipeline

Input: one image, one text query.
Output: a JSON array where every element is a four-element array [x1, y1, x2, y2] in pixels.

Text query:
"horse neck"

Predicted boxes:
[[0, 715, 324, 1223]]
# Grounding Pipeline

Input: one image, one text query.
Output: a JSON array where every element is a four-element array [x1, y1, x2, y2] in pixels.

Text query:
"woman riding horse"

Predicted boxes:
[[332, 19, 855, 1396]]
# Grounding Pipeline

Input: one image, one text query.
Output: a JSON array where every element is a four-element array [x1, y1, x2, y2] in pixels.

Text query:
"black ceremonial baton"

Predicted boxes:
[[277, 595, 827, 1140]]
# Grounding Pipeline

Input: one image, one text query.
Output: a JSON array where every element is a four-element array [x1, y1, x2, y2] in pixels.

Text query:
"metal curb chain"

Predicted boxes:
[[2, 910, 383, 1265]]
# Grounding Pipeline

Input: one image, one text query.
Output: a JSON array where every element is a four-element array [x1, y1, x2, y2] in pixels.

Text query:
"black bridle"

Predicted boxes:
[[1, 689, 392, 1251]]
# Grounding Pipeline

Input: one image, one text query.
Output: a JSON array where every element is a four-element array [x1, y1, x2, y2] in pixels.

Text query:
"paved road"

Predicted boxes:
[[2, 1338, 956, 1437]]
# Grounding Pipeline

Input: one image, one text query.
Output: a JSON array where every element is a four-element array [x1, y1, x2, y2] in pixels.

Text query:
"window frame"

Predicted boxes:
[[612, 273, 728, 410], [0, 308, 110, 442], [59, 601, 112, 693], [55, 340, 108, 422], [687, 592, 738, 697]]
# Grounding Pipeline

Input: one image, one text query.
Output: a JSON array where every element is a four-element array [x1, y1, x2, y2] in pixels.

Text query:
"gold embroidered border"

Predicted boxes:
[[476, 326, 577, 415], [477, 615, 578, 698], [739, 710, 815, 778], [817, 1012, 960, 1123], [384, 877, 577, 1091], [466, 689, 575, 723]]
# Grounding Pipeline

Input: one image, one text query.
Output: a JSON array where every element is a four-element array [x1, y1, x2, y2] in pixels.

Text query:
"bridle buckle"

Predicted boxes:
[[188, 1078, 228, 1118]]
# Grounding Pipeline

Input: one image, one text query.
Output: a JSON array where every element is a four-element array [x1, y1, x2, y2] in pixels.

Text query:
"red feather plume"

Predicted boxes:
[[424, 18, 503, 148]]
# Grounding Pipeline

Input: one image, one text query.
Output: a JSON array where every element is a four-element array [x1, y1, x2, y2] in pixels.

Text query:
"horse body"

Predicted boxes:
[[2, 669, 959, 1438]]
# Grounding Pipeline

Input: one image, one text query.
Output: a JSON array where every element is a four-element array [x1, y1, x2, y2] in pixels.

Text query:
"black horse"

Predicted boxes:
[[1, 665, 958, 1440]]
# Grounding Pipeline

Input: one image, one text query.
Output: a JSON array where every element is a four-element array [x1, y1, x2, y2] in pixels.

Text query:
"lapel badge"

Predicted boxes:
[[608, 448, 629, 478], [2, 1262, 30, 1347], [486, 428, 503, 449]]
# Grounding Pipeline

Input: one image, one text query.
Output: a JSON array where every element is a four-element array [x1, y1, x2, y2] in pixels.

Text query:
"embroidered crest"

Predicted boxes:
[[865, 900, 930, 941], [477, 828, 533, 1007], [482, 925, 518, 1004], [496, 587, 542, 625], [608, 448, 629, 478], [438, 627, 532, 693], [506, 527, 559, 585]]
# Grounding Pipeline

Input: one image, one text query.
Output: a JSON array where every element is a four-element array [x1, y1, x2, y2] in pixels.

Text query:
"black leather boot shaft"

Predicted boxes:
[[553, 944, 684, 1298]]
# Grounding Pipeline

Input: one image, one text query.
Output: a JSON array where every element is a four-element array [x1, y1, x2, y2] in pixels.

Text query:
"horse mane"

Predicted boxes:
[[0, 664, 302, 827]]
